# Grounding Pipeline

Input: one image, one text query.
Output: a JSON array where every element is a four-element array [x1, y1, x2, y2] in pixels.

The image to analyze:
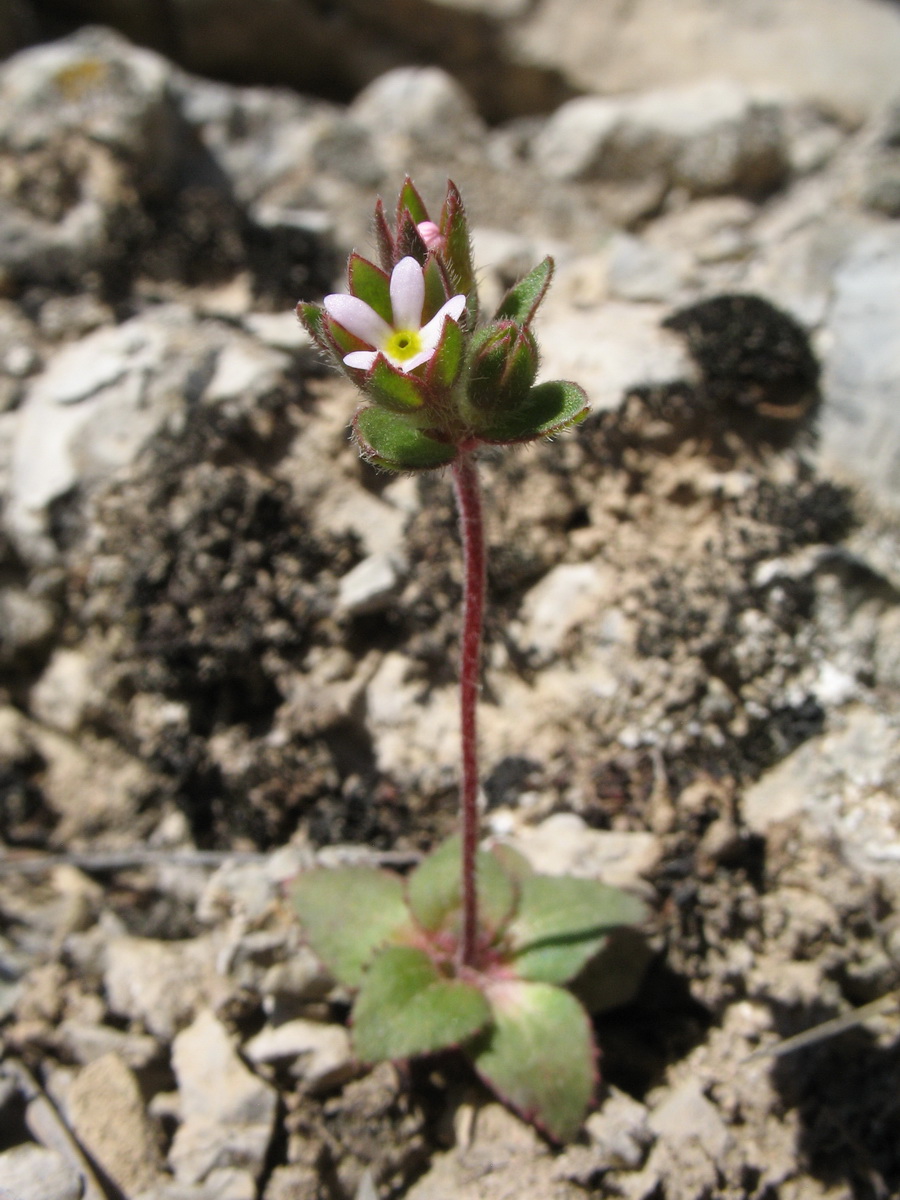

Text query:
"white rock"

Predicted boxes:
[[203, 341, 291, 405], [29, 648, 97, 734], [350, 66, 482, 150], [0, 1144, 82, 1200], [5, 307, 214, 562], [513, 0, 900, 122], [0, 27, 177, 168], [648, 1078, 731, 1160], [531, 95, 621, 182], [242, 311, 315, 354], [742, 705, 900, 875], [104, 935, 223, 1040], [533, 80, 786, 196], [510, 813, 662, 890], [169, 1010, 277, 1185], [586, 1087, 654, 1169], [244, 1018, 354, 1090], [337, 553, 403, 615], [606, 233, 689, 303], [517, 562, 617, 663], [0, 586, 56, 661], [820, 224, 900, 514], [535, 300, 695, 413], [65, 1053, 164, 1196]]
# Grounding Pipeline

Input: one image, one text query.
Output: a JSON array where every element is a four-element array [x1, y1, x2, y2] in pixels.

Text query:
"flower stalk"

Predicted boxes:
[[451, 451, 486, 967]]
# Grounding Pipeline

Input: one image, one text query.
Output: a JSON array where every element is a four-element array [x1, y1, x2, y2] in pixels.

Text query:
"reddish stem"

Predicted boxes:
[[451, 451, 486, 968]]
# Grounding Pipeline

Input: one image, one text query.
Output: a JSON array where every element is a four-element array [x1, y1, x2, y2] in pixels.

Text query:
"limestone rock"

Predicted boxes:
[[169, 1009, 277, 1184], [532, 80, 787, 198], [820, 224, 900, 515], [104, 935, 224, 1041], [0, 1144, 82, 1200], [66, 1054, 164, 1196], [244, 1018, 355, 1091]]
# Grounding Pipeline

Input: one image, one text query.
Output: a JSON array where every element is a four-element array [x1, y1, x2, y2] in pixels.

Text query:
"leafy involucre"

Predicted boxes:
[[353, 946, 491, 1061], [348, 254, 392, 324], [292, 867, 410, 988], [354, 408, 457, 471], [366, 356, 428, 412], [493, 257, 553, 327], [469, 980, 596, 1143], [477, 380, 590, 445]]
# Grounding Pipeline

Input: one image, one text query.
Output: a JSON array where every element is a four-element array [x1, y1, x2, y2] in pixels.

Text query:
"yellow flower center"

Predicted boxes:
[[385, 328, 423, 362]]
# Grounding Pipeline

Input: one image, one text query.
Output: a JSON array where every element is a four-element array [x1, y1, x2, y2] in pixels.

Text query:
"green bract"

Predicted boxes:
[[293, 836, 647, 1143], [297, 177, 589, 472]]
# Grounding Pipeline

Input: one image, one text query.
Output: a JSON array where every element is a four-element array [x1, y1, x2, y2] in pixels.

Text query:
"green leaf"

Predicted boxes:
[[477, 380, 590, 445], [396, 209, 428, 264], [397, 176, 430, 227], [508, 874, 646, 985], [469, 980, 596, 1143], [348, 254, 392, 323], [441, 180, 476, 298], [353, 946, 491, 1061], [407, 835, 519, 940], [489, 842, 534, 883], [295, 301, 329, 350], [293, 867, 411, 989], [354, 407, 458, 472], [426, 314, 464, 392], [366, 356, 428, 412], [373, 197, 395, 271], [494, 257, 554, 327]]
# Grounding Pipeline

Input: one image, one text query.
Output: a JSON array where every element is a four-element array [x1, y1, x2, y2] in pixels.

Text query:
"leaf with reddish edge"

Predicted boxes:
[[477, 380, 590, 445], [373, 197, 395, 271], [407, 835, 518, 941], [348, 254, 392, 323], [441, 180, 476, 298], [488, 842, 533, 882], [468, 979, 596, 1143], [292, 866, 412, 989], [353, 946, 491, 1062], [295, 301, 330, 351], [425, 316, 465, 392], [507, 874, 647, 986], [354, 407, 457, 472], [366, 356, 429, 413], [396, 210, 428, 264], [494, 257, 553, 328], [397, 176, 430, 227]]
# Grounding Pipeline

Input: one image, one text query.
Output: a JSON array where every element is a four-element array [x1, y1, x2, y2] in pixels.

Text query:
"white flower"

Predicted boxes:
[[323, 256, 465, 374]]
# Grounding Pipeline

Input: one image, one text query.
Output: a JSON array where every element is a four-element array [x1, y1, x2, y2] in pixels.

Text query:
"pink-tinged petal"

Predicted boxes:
[[417, 220, 443, 250], [343, 350, 378, 370], [323, 294, 392, 347], [418, 294, 467, 351], [389, 257, 425, 330]]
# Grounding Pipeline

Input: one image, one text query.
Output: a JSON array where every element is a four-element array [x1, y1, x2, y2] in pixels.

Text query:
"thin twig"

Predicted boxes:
[[0, 847, 420, 876], [745, 991, 900, 1063]]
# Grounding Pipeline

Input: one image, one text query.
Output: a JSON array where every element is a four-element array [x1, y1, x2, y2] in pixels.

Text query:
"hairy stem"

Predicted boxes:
[[451, 451, 486, 968]]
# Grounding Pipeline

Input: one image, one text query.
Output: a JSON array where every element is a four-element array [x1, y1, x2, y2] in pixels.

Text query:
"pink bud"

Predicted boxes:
[[416, 220, 445, 252]]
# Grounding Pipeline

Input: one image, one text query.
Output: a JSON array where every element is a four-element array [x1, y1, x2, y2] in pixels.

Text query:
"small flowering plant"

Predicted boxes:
[[294, 180, 646, 1143]]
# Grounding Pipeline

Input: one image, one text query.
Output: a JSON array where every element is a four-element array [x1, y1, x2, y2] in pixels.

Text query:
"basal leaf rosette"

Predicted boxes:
[[297, 180, 590, 472], [292, 836, 647, 1142]]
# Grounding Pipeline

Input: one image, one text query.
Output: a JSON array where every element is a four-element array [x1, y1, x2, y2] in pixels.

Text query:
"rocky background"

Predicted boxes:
[[1, 2, 900, 1199]]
